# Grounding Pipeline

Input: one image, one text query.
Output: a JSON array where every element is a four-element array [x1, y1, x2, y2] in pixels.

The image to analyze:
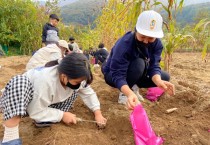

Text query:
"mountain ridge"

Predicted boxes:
[[60, 0, 210, 26], [37, 0, 210, 7], [61, 0, 105, 25]]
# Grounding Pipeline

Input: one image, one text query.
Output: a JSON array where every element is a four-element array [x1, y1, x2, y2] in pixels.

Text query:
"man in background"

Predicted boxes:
[[69, 36, 82, 53], [42, 14, 60, 47], [94, 43, 109, 64]]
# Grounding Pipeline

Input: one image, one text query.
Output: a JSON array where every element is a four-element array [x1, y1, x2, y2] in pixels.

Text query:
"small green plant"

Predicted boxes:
[[202, 37, 210, 59], [153, 0, 195, 71], [162, 28, 195, 71], [191, 19, 210, 51]]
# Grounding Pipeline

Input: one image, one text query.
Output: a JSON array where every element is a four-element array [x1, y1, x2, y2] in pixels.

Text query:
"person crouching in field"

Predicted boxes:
[[102, 10, 175, 109], [94, 43, 109, 65], [0, 53, 107, 145], [26, 40, 70, 71]]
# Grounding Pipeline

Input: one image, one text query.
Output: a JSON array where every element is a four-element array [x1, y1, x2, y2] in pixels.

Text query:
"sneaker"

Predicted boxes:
[[132, 85, 144, 101], [118, 92, 127, 105], [1, 138, 22, 145], [34, 121, 53, 128]]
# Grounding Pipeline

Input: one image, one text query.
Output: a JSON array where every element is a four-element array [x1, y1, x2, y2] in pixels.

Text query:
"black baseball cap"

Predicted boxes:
[[69, 36, 75, 41], [49, 14, 59, 21]]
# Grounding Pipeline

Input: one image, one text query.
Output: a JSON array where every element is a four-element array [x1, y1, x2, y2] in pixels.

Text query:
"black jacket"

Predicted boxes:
[[102, 31, 163, 89], [94, 48, 109, 63], [42, 23, 59, 43]]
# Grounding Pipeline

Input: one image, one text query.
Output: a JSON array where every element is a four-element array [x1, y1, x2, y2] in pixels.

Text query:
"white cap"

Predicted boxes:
[[58, 40, 69, 51], [136, 10, 164, 38]]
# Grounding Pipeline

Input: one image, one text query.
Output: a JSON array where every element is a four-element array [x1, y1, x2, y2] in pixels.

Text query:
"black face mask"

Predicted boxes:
[[135, 37, 149, 49], [66, 82, 81, 90]]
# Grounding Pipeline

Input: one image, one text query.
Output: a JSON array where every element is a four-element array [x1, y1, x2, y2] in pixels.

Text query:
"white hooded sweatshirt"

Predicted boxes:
[[24, 66, 100, 122]]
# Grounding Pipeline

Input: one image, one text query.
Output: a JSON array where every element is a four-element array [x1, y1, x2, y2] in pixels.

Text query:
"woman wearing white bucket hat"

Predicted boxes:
[[102, 10, 175, 109], [26, 40, 70, 71]]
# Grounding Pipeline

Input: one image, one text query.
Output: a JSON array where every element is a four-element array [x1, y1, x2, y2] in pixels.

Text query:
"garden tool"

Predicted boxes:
[[76, 117, 106, 125], [76, 117, 106, 129]]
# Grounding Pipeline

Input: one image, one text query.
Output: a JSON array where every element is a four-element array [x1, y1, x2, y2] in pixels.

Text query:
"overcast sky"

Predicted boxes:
[[34, 0, 210, 6]]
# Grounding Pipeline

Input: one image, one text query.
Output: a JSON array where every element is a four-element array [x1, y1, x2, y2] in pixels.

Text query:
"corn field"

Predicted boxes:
[[0, 0, 209, 69]]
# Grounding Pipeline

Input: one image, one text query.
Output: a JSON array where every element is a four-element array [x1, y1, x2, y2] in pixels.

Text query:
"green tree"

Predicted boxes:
[[45, 0, 60, 15], [202, 37, 210, 59], [0, 0, 47, 55]]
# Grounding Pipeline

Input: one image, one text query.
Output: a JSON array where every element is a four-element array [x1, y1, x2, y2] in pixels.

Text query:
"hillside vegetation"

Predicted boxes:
[[176, 2, 210, 26], [1, 0, 209, 56], [61, 1, 210, 27], [61, 0, 105, 25]]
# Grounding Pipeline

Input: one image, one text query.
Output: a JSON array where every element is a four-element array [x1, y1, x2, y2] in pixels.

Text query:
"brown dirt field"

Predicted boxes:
[[0, 53, 210, 145]]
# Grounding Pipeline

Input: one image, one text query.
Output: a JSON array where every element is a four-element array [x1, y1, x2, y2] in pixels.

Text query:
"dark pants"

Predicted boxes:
[[103, 58, 170, 89], [96, 55, 106, 64]]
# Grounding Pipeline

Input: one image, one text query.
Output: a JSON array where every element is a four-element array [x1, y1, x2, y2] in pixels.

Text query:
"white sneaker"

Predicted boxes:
[[118, 92, 127, 105], [132, 85, 144, 101]]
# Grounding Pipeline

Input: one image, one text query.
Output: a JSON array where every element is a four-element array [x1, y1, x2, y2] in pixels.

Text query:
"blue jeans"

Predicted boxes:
[[1, 139, 22, 145], [103, 58, 170, 89]]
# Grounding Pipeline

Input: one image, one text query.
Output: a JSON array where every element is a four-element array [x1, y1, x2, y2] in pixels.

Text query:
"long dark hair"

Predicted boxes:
[[45, 60, 59, 67], [58, 53, 93, 85]]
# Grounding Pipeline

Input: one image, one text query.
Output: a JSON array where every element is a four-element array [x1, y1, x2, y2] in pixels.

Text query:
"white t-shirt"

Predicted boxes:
[[71, 42, 82, 53], [103, 47, 108, 51], [26, 44, 62, 71], [24, 66, 100, 122]]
